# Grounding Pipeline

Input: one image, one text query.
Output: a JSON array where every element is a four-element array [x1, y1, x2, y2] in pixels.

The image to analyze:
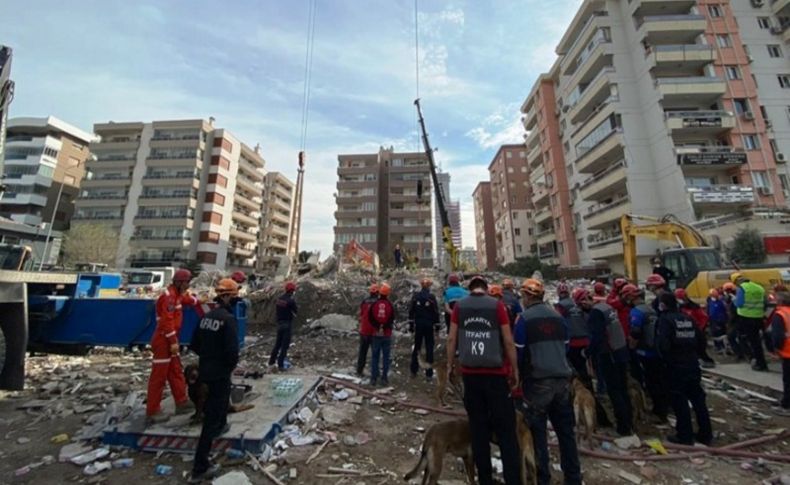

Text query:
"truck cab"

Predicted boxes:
[[660, 247, 722, 290], [122, 267, 176, 294]]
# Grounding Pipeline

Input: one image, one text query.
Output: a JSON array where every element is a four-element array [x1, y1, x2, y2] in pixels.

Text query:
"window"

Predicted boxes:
[[725, 66, 741, 80], [733, 98, 749, 115], [205, 192, 225, 205], [743, 134, 760, 150], [507, 166, 514, 173], [716, 34, 731, 47], [778, 75, 790, 88], [63, 175, 76, 185], [516, 244, 523, 253], [212, 138, 233, 152], [67, 157, 80, 168], [506, 151, 513, 158], [758, 17, 771, 29], [202, 211, 223, 224], [512, 211, 518, 219], [752, 171, 770, 188], [708, 5, 722, 17], [197, 251, 217, 264], [519, 151, 526, 158], [520, 166, 527, 172], [514, 228, 521, 236], [768, 45, 783, 58], [199, 231, 220, 243], [577, 238, 584, 251], [211, 155, 230, 169], [779, 174, 789, 193], [208, 173, 228, 187]]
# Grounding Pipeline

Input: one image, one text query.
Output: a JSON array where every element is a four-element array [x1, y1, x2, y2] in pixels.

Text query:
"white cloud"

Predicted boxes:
[[465, 103, 524, 149]]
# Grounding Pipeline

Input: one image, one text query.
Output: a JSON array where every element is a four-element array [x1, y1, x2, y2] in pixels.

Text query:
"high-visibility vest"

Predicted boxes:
[[777, 307, 790, 360], [737, 281, 765, 319]]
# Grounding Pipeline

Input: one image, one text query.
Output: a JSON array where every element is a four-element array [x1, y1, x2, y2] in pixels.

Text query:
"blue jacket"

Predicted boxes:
[[706, 297, 728, 323], [629, 305, 657, 358], [275, 292, 298, 323], [443, 285, 469, 309]]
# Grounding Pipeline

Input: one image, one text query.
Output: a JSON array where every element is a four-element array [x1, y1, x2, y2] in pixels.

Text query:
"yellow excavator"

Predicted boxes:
[[621, 214, 790, 302]]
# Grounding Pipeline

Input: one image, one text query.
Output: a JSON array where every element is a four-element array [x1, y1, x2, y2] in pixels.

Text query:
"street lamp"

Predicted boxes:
[[39, 161, 81, 271]]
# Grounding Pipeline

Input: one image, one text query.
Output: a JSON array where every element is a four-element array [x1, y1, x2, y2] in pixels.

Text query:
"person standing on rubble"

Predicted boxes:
[[647, 274, 668, 316], [442, 273, 469, 332], [269, 281, 297, 372], [369, 283, 395, 386], [592, 281, 607, 303], [769, 292, 790, 415], [652, 256, 675, 285], [146, 269, 199, 425], [393, 244, 403, 268], [502, 278, 523, 326], [447, 275, 521, 485], [188, 278, 240, 483], [656, 292, 713, 446], [409, 278, 440, 380], [732, 272, 769, 371], [356, 284, 379, 377], [676, 288, 716, 368]]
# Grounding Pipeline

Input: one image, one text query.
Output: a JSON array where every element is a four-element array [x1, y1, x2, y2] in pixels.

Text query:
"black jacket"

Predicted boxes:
[[191, 303, 239, 381], [409, 288, 440, 326], [657, 310, 704, 369], [275, 292, 297, 323]]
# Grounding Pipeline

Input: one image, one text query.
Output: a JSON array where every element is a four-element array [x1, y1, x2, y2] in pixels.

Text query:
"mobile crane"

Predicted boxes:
[[621, 214, 790, 301], [414, 99, 459, 271]]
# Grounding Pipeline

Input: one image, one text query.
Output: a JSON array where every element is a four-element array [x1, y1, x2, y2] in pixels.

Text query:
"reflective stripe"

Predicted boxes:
[[152, 359, 171, 364], [165, 331, 176, 337]]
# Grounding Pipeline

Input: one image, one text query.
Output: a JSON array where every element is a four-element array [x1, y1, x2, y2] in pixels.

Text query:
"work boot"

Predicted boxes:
[[700, 360, 716, 369], [666, 434, 693, 446], [145, 412, 169, 426], [175, 401, 195, 415], [381, 376, 389, 386], [752, 363, 768, 371], [369, 378, 377, 387], [695, 433, 713, 446], [188, 463, 221, 483]]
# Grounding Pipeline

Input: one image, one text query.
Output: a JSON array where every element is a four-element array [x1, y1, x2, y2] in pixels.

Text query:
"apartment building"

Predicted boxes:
[[334, 146, 433, 267], [75, 119, 266, 271], [0, 46, 12, 166], [521, 0, 786, 275], [447, 200, 462, 249], [1, 116, 94, 229], [472, 181, 497, 270], [432, 171, 463, 267], [259, 171, 294, 265], [488, 144, 532, 266]]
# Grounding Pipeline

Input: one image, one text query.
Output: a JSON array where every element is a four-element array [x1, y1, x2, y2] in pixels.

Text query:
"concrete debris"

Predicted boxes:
[[83, 460, 112, 476], [212, 470, 253, 485], [618, 469, 643, 484], [71, 447, 110, 465], [614, 435, 642, 450], [309, 313, 358, 334]]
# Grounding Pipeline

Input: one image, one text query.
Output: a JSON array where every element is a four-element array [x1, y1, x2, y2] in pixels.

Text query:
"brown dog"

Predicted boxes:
[[627, 376, 647, 432], [571, 376, 596, 447], [418, 355, 463, 407], [184, 364, 254, 424]]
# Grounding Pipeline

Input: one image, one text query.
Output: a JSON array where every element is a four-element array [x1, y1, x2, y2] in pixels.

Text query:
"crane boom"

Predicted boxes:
[[414, 99, 459, 271]]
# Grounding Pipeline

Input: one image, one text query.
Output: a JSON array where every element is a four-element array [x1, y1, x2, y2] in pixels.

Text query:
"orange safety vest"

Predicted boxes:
[[777, 307, 790, 360]]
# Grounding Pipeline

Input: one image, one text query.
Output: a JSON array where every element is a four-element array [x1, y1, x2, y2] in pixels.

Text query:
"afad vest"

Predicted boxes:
[[634, 303, 658, 351], [557, 297, 589, 340], [593, 302, 627, 353], [776, 307, 790, 359], [738, 281, 765, 319], [457, 294, 503, 368]]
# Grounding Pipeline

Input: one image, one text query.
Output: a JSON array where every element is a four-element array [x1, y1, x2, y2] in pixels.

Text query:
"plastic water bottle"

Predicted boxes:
[[154, 464, 173, 476]]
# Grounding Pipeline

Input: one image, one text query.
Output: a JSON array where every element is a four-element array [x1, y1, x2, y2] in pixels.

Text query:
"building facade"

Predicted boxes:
[[75, 119, 266, 271], [1, 116, 94, 229], [334, 146, 433, 267], [488, 144, 533, 266], [520, 0, 787, 275], [472, 181, 497, 270], [259, 171, 294, 266]]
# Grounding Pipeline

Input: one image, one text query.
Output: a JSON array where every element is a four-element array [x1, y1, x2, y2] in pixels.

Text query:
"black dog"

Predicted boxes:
[[183, 364, 255, 424]]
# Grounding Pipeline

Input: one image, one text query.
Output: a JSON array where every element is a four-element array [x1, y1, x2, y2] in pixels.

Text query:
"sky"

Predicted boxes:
[[1, 0, 581, 257]]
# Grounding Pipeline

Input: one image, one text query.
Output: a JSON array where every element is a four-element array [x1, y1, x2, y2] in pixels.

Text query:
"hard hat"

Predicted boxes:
[[521, 278, 544, 297], [230, 271, 246, 283], [448, 274, 460, 284], [774, 284, 788, 293], [645, 274, 666, 288], [215, 278, 239, 296], [722, 282, 737, 293], [285, 281, 297, 292], [369, 283, 380, 294], [502, 278, 514, 289], [709, 288, 720, 298], [613, 278, 628, 291], [619, 283, 641, 300], [488, 284, 503, 298], [593, 282, 606, 295], [729, 272, 743, 283], [468, 275, 488, 290], [674, 288, 688, 301], [379, 283, 391, 297], [173, 269, 192, 282], [421, 277, 432, 288], [573, 288, 591, 305]]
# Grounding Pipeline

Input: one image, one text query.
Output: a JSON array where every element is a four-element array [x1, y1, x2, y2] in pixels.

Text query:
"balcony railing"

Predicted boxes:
[[579, 160, 626, 190], [136, 212, 190, 219], [131, 235, 189, 241], [140, 192, 192, 199], [143, 172, 197, 179], [146, 153, 199, 160], [95, 156, 136, 162], [81, 194, 127, 200], [676, 146, 747, 166], [584, 195, 630, 219], [588, 230, 621, 247], [150, 134, 200, 141], [73, 214, 122, 220], [636, 13, 705, 28], [687, 185, 755, 204]]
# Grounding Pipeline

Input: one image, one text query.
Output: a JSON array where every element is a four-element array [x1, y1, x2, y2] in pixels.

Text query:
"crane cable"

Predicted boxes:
[[299, 0, 317, 153], [414, 0, 420, 152]]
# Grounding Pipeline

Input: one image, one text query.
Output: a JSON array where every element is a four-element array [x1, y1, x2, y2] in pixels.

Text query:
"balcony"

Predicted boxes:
[[239, 157, 265, 179], [534, 207, 552, 224], [523, 105, 537, 131], [575, 129, 624, 174], [269, 224, 290, 238], [568, 67, 615, 124], [237, 176, 263, 194], [631, 0, 697, 16], [338, 165, 377, 176], [231, 226, 258, 242], [82, 177, 132, 188], [637, 14, 706, 44], [568, 40, 613, 91], [579, 160, 627, 201], [525, 128, 539, 152], [676, 146, 747, 172], [270, 209, 291, 225], [655, 77, 726, 106], [532, 184, 550, 206], [0, 193, 48, 206], [337, 180, 375, 190], [232, 210, 258, 226], [536, 229, 555, 246], [687, 185, 755, 207], [583, 196, 631, 229], [773, 0, 790, 17], [588, 232, 622, 260], [235, 192, 262, 211], [92, 139, 140, 151], [665, 110, 735, 135], [528, 142, 543, 169], [149, 137, 201, 149], [73, 213, 123, 221], [648, 45, 715, 75]]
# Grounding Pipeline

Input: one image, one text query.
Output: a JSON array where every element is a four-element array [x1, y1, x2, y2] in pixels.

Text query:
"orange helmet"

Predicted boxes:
[[215, 278, 239, 296], [722, 282, 737, 294], [421, 277, 432, 288], [709, 288, 720, 298], [379, 283, 391, 297], [521, 278, 544, 297], [369, 283, 380, 294], [646, 274, 666, 288], [488, 284, 503, 298], [619, 284, 641, 300], [502, 278, 514, 289], [593, 282, 606, 295]]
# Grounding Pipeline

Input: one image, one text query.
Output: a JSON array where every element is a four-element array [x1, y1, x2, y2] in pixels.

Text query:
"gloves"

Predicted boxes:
[[170, 343, 180, 356]]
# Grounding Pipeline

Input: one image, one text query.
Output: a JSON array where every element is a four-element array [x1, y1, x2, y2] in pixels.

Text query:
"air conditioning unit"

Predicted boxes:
[[777, 152, 786, 162], [743, 111, 755, 121], [766, 119, 773, 129], [771, 26, 785, 35], [751, 0, 764, 7], [758, 186, 774, 195]]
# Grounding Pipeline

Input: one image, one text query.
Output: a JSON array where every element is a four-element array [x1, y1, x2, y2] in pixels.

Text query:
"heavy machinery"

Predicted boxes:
[[621, 214, 790, 301], [414, 98, 459, 271]]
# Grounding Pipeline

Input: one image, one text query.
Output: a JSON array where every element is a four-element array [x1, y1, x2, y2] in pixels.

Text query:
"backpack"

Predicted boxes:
[[370, 300, 393, 328]]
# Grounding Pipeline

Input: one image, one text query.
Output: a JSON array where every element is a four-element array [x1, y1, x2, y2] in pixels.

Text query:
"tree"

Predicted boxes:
[[726, 226, 766, 265], [499, 255, 558, 280], [180, 258, 203, 276], [62, 223, 121, 268]]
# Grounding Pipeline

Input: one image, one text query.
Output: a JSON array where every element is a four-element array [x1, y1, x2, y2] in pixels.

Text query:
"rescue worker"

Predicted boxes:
[[652, 256, 675, 285], [722, 282, 744, 359], [575, 288, 633, 436], [675, 288, 715, 368], [646, 274, 668, 315], [269, 281, 297, 371], [656, 292, 713, 446], [446, 275, 521, 485], [610, 278, 639, 383], [146, 269, 198, 424], [606, 278, 628, 308], [592, 282, 607, 302], [732, 273, 768, 371], [355, 284, 379, 377], [769, 292, 790, 415], [622, 284, 669, 422], [763, 285, 787, 353], [409, 278, 440, 380], [369, 283, 395, 386], [515, 279, 581, 485], [188, 278, 240, 483], [707, 289, 729, 354], [443, 273, 469, 332], [502, 278, 523, 326], [555, 285, 589, 379]]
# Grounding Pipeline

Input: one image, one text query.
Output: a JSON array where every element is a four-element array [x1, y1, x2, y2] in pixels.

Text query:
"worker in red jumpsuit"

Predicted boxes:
[[146, 269, 199, 424]]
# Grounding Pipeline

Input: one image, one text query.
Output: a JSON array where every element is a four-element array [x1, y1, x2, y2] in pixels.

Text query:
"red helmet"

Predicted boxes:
[[774, 284, 788, 293], [173, 269, 192, 282], [646, 274, 666, 288], [674, 288, 688, 300], [613, 278, 628, 291], [369, 283, 379, 294], [573, 288, 591, 305], [379, 283, 391, 297], [488, 284, 504, 298], [230, 271, 246, 283], [285, 281, 297, 292], [722, 282, 737, 294], [593, 282, 606, 295], [448, 274, 460, 284], [619, 284, 641, 300], [557, 282, 570, 296]]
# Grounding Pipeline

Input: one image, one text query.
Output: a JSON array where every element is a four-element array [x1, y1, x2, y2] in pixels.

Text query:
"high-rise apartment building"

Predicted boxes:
[[259, 171, 294, 266], [75, 119, 266, 271], [521, 0, 787, 275], [433, 171, 462, 267], [488, 144, 533, 266], [1, 116, 94, 229], [448, 200, 462, 249], [473, 181, 497, 270], [334, 147, 433, 267]]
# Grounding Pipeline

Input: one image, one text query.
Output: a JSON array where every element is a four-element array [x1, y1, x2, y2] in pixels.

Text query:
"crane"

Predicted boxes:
[[414, 99, 459, 271]]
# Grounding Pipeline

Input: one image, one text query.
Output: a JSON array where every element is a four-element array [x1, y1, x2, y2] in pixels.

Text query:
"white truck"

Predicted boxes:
[[122, 267, 177, 293]]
